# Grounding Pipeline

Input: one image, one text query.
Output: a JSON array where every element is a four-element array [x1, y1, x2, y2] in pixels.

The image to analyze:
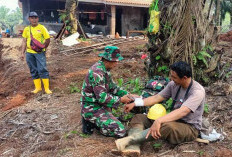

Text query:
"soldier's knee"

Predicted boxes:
[[117, 127, 127, 137]]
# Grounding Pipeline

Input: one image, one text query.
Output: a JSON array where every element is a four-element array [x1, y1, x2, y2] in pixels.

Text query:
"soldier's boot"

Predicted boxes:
[[82, 117, 95, 135], [115, 128, 153, 156]]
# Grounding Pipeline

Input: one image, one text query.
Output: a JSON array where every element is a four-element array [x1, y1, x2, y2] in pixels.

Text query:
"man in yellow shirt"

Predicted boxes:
[[21, 12, 52, 94]]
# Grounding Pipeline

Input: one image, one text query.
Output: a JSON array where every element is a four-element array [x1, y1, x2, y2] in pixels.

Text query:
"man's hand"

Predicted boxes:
[[124, 102, 135, 113], [146, 119, 162, 139], [21, 38, 26, 61], [120, 95, 132, 104]]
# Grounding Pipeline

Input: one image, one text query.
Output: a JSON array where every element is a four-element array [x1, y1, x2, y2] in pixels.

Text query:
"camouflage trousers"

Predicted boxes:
[[82, 109, 126, 138]]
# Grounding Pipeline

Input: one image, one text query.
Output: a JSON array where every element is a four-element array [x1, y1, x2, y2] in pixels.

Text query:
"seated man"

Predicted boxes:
[[115, 61, 205, 156], [81, 46, 132, 137]]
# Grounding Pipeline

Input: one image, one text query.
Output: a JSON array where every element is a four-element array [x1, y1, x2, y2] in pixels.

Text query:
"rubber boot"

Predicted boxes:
[[122, 128, 143, 157], [42, 79, 52, 94], [115, 128, 153, 154], [32, 79, 42, 94], [82, 117, 95, 135]]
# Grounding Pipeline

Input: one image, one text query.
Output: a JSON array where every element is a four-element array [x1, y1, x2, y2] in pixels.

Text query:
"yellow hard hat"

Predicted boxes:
[[147, 104, 167, 120]]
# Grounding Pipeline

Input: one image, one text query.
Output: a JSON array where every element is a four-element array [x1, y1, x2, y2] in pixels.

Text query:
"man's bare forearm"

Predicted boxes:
[[158, 106, 191, 124], [21, 38, 27, 54], [144, 94, 165, 107]]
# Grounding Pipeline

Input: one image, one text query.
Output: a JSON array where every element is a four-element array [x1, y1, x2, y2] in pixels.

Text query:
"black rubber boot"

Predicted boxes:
[[82, 117, 95, 135]]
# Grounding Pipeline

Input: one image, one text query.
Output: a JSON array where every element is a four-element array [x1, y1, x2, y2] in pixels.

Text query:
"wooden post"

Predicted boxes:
[[110, 5, 116, 37]]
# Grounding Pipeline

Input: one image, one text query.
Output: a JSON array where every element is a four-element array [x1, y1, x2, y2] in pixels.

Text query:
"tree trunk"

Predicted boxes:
[[65, 0, 78, 34], [147, 0, 220, 85], [207, 0, 213, 19], [215, 0, 221, 26]]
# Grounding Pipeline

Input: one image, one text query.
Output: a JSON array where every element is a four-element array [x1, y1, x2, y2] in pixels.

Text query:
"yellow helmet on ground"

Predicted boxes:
[[147, 104, 167, 120]]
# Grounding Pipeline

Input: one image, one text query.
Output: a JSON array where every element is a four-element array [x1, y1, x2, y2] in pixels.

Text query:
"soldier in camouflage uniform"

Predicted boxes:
[[81, 46, 132, 137]]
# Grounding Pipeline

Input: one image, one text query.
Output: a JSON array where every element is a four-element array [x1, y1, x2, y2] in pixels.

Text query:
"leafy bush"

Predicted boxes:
[[69, 83, 81, 93]]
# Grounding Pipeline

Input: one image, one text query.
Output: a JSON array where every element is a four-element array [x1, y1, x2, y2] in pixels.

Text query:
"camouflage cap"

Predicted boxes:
[[98, 46, 124, 61]]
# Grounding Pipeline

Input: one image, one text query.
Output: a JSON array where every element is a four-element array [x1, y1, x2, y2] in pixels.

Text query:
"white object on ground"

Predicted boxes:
[[48, 30, 57, 35], [200, 129, 224, 142], [62, 32, 80, 46]]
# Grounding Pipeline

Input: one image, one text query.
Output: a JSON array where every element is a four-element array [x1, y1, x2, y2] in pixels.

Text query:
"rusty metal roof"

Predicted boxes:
[[78, 0, 152, 7], [19, 0, 152, 8], [105, 0, 152, 7]]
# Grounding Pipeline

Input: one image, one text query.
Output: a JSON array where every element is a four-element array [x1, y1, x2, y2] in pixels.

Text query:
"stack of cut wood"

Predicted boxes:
[[219, 31, 232, 42]]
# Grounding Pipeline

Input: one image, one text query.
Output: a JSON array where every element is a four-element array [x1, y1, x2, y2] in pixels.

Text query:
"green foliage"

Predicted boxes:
[[153, 143, 162, 149], [59, 12, 67, 22], [112, 108, 121, 117], [0, 7, 22, 32], [204, 103, 209, 114], [162, 21, 172, 35], [117, 78, 124, 87], [64, 130, 78, 139], [59, 12, 72, 33], [64, 130, 90, 139], [155, 55, 161, 60], [78, 37, 91, 42], [123, 112, 134, 120], [194, 45, 212, 68], [225, 71, 232, 79], [224, 63, 232, 79], [112, 105, 134, 121], [202, 76, 210, 84], [198, 150, 204, 156], [124, 78, 144, 95], [163, 98, 173, 113], [69, 83, 81, 93], [66, 25, 71, 31], [158, 66, 169, 77], [149, 0, 159, 14], [79, 133, 90, 138]]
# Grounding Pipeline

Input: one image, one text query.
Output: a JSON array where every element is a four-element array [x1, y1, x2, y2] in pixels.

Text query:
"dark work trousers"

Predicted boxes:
[[130, 114, 199, 144], [26, 52, 49, 79]]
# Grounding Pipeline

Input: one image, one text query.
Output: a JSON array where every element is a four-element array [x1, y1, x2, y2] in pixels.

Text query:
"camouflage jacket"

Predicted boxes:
[[81, 61, 127, 119]]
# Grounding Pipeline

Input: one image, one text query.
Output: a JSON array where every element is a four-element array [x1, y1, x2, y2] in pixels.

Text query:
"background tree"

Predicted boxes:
[[0, 6, 22, 33], [0, 6, 11, 29], [221, 0, 232, 25], [146, 0, 230, 85], [65, 0, 78, 34]]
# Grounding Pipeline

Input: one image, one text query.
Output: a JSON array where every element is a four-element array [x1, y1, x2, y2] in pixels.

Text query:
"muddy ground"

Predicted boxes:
[[0, 38, 231, 157]]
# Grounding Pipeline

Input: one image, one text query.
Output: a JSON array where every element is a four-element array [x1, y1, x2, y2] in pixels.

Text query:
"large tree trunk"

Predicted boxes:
[[65, 0, 78, 34], [147, 0, 221, 85], [215, 0, 221, 26], [207, 0, 213, 19]]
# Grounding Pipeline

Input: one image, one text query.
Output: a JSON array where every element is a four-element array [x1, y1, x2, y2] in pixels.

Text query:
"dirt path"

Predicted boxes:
[[0, 39, 231, 157]]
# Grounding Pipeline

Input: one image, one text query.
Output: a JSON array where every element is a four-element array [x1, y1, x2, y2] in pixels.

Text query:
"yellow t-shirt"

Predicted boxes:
[[22, 24, 50, 53]]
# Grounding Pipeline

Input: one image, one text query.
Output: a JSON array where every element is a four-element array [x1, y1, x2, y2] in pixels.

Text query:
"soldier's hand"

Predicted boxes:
[[129, 94, 140, 98], [120, 95, 132, 104], [124, 103, 135, 113]]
